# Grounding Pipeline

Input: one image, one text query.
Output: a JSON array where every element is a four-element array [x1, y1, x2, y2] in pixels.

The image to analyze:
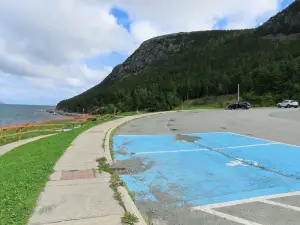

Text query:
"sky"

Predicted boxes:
[[0, 0, 295, 105]]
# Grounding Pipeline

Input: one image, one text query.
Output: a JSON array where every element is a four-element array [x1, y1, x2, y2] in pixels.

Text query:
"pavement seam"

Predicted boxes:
[[47, 181, 111, 187], [34, 213, 123, 224]]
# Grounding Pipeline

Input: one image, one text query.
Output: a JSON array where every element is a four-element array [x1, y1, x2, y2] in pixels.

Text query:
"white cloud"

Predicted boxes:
[[130, 21, 161, 43], [114, 0, 280, 41], [0, 0, 134, 103]]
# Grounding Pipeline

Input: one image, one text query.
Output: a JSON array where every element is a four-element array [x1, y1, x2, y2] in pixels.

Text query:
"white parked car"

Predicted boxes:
[[277, 100, 299, 108]]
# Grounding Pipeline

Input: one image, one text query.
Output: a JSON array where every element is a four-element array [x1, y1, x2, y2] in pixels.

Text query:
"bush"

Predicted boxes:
[[261, 93, 276, 106], [243, 92, 277, 107]]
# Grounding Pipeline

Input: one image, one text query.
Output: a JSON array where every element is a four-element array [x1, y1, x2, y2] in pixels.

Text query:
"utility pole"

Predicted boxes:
[[238, 84, 240, 101]]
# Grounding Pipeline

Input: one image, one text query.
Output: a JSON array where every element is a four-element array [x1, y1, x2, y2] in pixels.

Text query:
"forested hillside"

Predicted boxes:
[[57, 1, 300, 113]]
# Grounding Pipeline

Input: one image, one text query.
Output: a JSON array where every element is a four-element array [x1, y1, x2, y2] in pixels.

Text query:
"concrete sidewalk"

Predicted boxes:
[[0, 134, 56, 157], [27, 115, 159, 225]]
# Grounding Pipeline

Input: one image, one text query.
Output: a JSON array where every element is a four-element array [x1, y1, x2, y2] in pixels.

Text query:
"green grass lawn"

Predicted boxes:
[[0, 118, 113, 225]]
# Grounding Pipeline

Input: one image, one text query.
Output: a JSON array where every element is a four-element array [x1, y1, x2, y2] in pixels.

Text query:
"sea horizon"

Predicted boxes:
[[0, 103, 56, 107], [0, 104, 64, 126]]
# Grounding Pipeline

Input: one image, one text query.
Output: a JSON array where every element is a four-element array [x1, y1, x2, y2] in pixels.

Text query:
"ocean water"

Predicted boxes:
[[0, 104, 64, 126]]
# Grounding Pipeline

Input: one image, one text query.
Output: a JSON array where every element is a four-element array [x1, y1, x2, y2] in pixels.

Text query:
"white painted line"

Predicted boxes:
[[226, 132, 279, 144], [214, 142, 279, 150], [192, 191, 300, 210], [199, 208, 262, 225], [260, 199, 300, 212], [116, 132, 229, 137], [134, 143, 279, 155], [134, 148, 208, 155], [227, 132, 300, 148]]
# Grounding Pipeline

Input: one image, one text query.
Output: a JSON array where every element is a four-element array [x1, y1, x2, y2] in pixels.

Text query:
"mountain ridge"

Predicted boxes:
[[57, 1, 300, 113]]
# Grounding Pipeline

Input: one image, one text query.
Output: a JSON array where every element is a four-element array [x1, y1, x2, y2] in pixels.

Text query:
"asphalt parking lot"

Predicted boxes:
[[114, 108, 300, 225]]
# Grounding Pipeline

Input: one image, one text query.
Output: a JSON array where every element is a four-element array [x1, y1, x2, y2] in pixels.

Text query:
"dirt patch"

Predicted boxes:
[[176, 134, 200, 143], [111, 157, 155, 174]]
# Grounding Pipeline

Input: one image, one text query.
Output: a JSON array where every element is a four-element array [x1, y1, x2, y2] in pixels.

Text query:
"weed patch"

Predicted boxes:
[[122, 212, 139, 225]]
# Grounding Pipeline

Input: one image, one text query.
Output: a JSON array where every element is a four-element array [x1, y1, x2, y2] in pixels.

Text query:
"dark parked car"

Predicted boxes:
[[227, 101, 251, 110]]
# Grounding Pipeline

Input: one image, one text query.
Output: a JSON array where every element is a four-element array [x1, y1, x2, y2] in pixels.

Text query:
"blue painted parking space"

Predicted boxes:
[[113, 132, 300, 207]]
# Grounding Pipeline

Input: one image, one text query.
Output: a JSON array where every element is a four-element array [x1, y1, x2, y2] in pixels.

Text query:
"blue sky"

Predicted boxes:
[[0, 0, 295, 105]]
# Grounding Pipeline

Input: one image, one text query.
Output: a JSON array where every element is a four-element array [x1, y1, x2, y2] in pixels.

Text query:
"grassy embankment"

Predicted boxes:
[[174, 95, 237, 110], [0, 117, 114, 225], [0, 118, 97, 146]]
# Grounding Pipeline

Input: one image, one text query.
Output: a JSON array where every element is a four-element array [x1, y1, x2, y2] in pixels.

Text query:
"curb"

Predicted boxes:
[[103, 112, 169, 225], [118, 186, 146, 225]]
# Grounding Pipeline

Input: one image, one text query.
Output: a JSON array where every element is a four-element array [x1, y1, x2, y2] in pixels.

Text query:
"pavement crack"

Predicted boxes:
[[36, 213, 123, 224], [157, 170, 168, 180], [195, 143, 300, 181]]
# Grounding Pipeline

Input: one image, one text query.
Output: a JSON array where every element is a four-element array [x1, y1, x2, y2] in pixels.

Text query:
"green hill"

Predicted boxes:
[[57, 0, 300, 113]]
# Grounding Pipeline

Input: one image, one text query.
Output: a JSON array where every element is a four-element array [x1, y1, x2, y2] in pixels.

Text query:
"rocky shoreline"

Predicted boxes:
[[45, 109, 85, 117]]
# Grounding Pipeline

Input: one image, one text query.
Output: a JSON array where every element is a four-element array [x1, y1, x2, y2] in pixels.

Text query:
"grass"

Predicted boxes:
[[121, 212, 139, 225], [97, 156, 138, 224], [0, 118, 113, 225], [96, 157, 113, 173], [116, 111, 146, 117], [173, 95, 238, 111], [99, 116, 140, 224], [109, 127, 118, 160], [174, 104, 217, 110]]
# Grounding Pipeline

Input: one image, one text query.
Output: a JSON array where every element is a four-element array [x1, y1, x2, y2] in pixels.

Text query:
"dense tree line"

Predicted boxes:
[[57, 2, 300, 113]]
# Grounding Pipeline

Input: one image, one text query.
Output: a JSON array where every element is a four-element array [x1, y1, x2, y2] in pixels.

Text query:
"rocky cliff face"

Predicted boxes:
[[108, 1, 300, 83], [257, 0, 300, 37], [106, 32, 196, 82]]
